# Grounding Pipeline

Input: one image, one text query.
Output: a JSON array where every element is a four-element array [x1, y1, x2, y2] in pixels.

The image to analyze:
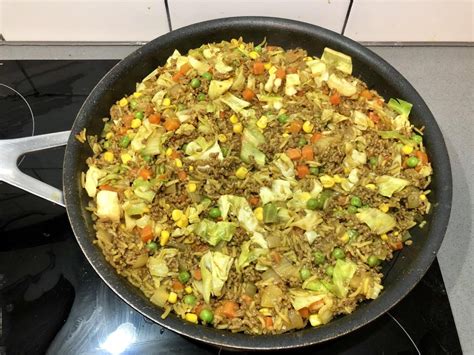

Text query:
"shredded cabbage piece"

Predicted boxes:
[[375, 175, 410, 197], [198, 251, 234, 303], [356, 208, 396, 234]]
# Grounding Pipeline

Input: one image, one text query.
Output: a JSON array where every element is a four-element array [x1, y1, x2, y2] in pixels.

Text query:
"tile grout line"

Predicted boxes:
[[164, 0, 172, 31], [341, 0, 354, 35]]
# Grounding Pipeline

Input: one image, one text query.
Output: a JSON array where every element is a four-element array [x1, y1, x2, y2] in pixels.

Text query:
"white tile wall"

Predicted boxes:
[[1, 0, 472, 42], [168, 0, 351, 33], [345, 0, 474, 42], [0, 0, 4, 37], [1, 0, 169, 41]]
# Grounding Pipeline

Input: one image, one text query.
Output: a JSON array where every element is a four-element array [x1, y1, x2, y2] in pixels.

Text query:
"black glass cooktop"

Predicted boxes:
[[0, 60, 462, 355]]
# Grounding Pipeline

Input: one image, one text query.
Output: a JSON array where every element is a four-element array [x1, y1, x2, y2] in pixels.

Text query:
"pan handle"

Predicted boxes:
[[0, 131, 70, 207]]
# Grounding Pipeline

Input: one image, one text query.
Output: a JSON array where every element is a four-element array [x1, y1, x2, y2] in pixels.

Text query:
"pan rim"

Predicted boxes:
[[63, 16, 453, 350]]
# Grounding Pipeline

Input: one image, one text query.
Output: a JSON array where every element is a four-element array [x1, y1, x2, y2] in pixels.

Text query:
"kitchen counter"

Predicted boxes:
[[1, 44, 473, 353]]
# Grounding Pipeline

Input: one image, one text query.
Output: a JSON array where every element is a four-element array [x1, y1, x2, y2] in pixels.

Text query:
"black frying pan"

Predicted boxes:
[[1, 17, 452, 350]]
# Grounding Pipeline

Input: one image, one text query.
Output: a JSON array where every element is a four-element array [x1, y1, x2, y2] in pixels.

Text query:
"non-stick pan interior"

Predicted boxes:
[[64, 17, 452, 350]]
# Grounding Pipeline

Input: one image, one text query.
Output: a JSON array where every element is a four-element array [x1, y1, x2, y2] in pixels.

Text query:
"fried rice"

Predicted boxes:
[[81, 38, 432, 334]]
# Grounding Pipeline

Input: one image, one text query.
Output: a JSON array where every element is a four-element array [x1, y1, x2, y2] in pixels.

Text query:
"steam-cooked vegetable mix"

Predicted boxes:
[[82, 39, 432, 334]]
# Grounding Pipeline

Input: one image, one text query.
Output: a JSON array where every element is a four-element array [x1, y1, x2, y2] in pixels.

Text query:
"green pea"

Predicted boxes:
[[306, 198, 319, 210], [254, 45, 262, 53], [103, 141, 111, 149], [308, 191, 331, 211], [201, 196, 212, 205], [146, 241, 158, 252], [199, 309, 214, 324], [221, 147, 229, 157], [142, 154, 152, 163], [177, 103, 186, 111], [347, 205, 358, 214], [197, 93, 206, 101], [326, 265, 334, 276], [190, 78, 201, 89], [201, 72, 212, 81], [350, 196, 362, 207], [183, 294, 197, 306], [178, 271, 191, 283], [119, 135, 131, 148], [369, 156, 378, 167], [277, 114, 288, 124], [310, 167, 319, 175], [297, 137, 307, 147], [367, 255, 381, 267], [347, 229, 359, 241], [134, 111, 144, 120], [332, 248, 345, 260], [299, 268, 311, 281], [313, 251, 325, 265], [130, 100, 138, 109], [406, 156, 419, 168], [208, 207, 221, 219], [412, 134, 423, 144]]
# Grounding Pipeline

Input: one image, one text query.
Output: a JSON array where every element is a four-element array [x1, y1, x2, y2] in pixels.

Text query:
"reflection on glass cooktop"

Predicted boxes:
[[0, 60, 462, 355]]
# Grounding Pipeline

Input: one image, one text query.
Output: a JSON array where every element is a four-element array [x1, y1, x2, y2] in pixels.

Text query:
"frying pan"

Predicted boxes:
[[0, 17, 452, 350]]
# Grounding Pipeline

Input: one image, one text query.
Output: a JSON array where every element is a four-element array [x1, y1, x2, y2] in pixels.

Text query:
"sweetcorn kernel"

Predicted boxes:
[[166, 148, 173, 156], [176, 215, 189, 228], [365, 183, 377, 190], [133, 92, 142, 98], [120, 153, 132, 164], [254, 207, 264, 221], [185, 286, 193, 294], [302, 121, 314, 133], [402, 145, 414, 155], [264, 63, 272, 70], [380, 234, 389, 241], [105, 132, 114, 140], [218, 134, 227, 143], [235, 166, 248, 179], [162, 98, 171, 106], [185, 313, 198, 324], [168, 292, 178, 304], [340, 232, 350, 244], [249, 51, 259, 59], [175, 159, 183, 168], [256, 116, 268, 129], [160, 230, 170, 246], [187, 183, 197, 193], [379, 203, 390, 213], [333, 174, 343, 183], [131, 118, 142, 128], [229, 115, 239, 124], [320, 175, 335, 188], [103, 151, 114, 162], [419, 194, 427, 201], [119, 98, 128, 107], [258, 308, 272, 316], [188, 166, 194, 172], [233, 122, 243, 134], [171, 210, 183, 221]]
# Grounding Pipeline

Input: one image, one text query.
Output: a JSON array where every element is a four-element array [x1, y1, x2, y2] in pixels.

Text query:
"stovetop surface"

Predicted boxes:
[[0, 60, 462, 355]]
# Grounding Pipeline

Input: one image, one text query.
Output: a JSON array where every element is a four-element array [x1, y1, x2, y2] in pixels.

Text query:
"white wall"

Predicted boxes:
[[0, 0, 169, 41], [345, 0, 474, 42], [0, 0, 472, 42], [168, 0, 350, 33]]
